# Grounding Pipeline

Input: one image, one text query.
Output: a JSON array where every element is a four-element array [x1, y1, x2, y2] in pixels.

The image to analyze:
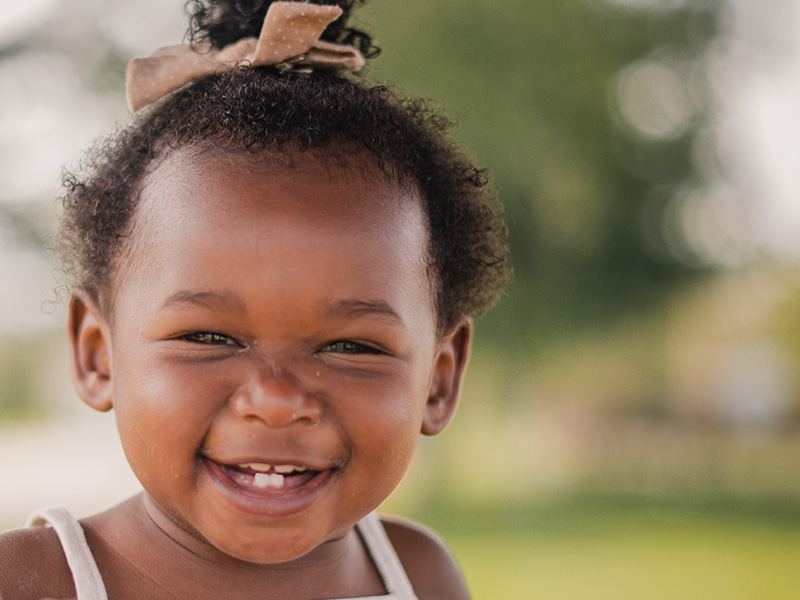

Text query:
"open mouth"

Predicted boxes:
[[201, 455, 336, 516], [219, 462, 322, 493]]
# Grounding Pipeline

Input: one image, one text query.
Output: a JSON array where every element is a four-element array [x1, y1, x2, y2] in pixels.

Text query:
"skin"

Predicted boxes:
[[0, 148, 472, 600]]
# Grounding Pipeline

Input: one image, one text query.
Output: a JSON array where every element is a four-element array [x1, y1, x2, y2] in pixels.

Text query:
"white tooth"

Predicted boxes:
[[253, 472, 271, 488], [241, 462, 272, 472], [274, 464, 305, 474], [267, 473, 284, 488]]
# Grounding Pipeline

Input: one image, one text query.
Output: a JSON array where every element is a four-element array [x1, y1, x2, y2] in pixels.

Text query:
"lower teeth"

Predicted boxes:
[[253, 472, 284, 489]]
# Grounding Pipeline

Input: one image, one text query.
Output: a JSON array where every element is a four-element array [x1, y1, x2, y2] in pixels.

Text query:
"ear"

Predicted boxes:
[[68, 290, 113, 412], [422, 318, 473, 436]]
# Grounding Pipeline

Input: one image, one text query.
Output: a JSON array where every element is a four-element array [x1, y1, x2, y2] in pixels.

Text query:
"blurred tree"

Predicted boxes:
[[359, 0, 721, 355]]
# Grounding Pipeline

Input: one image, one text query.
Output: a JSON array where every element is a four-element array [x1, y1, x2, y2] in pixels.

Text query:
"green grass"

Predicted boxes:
[[402, 497, 800, 600]]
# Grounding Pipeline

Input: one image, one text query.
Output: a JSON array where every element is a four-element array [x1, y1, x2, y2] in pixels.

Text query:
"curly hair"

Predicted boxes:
[[58, 0, 509, 332]]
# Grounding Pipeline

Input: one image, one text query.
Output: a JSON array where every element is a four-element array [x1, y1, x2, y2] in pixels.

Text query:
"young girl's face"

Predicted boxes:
[[72, 147, 468, 564]]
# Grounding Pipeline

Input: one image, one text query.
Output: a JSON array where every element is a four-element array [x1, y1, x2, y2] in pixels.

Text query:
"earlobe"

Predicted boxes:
[[68, 290, 113, 412], [422, 318, 473, 436]]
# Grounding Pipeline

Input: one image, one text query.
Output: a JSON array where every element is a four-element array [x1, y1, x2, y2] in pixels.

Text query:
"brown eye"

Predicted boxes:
[[178, 332, 241, 347], [320, 341, 383, 355]]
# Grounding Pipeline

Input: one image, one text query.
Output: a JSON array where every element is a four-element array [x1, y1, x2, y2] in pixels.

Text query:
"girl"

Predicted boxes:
[[0, 1, 508, 598]]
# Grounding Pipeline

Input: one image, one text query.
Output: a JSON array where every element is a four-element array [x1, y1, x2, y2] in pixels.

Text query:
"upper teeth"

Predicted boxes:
[[239, 463, 307, 474]]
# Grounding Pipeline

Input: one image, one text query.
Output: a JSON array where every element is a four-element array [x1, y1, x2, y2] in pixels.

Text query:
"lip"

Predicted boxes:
[[215, 456, 330, 471], [202, 456, 335, 518]]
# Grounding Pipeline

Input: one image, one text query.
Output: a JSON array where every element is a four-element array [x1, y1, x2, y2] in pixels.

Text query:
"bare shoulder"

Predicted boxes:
[[380, 515, 470, 600], [0, 526, 75, 600]]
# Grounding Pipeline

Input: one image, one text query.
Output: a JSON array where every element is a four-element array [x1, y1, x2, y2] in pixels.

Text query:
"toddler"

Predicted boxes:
[[0, 1, 508, 599]]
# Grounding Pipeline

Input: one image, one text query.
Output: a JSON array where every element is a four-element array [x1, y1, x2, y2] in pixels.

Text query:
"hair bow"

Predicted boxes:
[[125, 1, 365, 112]]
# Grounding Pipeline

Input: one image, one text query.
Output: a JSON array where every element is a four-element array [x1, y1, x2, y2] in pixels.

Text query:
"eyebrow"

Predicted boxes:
[[160, 292, 403, 324], [161, 290, 248, 314], [324, 299, 404, 326]]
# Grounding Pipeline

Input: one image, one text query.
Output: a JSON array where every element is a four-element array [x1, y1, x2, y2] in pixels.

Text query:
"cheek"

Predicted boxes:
[[112, 356, 225, 480], [343, 375, 430, 478]]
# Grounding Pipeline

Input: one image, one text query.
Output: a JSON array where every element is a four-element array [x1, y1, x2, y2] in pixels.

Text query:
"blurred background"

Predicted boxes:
[[1, 0, 799, 597]]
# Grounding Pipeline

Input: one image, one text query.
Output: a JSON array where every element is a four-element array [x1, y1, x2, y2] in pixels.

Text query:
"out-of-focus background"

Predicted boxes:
[[2, 0, 799, 597]]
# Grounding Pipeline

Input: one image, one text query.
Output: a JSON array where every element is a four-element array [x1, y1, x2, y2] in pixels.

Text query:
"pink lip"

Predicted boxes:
[[203, 457, 335, 517]]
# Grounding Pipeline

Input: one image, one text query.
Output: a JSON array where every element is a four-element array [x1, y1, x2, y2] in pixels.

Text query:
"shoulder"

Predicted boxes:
[[0, 526, 75, 600], [379, 515, 470, 600]]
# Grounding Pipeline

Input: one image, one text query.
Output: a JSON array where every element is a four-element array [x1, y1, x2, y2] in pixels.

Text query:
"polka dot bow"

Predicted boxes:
[[125, 1, 365, 112]]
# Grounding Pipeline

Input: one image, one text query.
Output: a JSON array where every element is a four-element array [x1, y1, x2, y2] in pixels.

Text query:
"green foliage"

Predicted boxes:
[[403, 497, 800, 600], [359, 0, 720, 352], [0, 340, 47, 421]]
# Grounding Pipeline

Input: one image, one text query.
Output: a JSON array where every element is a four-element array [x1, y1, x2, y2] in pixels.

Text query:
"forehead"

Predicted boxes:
[[139, 146, 425, 235], [113, 147, 432, 312]]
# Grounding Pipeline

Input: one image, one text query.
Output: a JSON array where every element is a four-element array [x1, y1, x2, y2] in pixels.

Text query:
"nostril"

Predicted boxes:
[[231, 369, 322, 427]]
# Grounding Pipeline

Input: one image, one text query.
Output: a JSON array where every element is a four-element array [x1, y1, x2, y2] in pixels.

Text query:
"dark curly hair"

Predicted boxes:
[[59, 0, 509, 332]]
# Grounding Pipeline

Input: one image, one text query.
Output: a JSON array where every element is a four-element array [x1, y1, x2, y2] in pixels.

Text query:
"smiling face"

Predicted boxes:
[[68, 147, 471, 565]]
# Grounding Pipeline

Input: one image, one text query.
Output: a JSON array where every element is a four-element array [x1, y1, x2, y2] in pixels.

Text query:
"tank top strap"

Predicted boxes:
[[26, 505, 108, 600], [23, 506, 414, 600], [355, 513, 419, 600]]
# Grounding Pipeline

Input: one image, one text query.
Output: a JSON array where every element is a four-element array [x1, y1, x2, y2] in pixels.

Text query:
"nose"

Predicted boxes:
[[231, 362, 321, 427]]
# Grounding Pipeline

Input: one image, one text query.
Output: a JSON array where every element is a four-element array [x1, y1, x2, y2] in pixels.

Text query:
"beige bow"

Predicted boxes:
[[125, 1, 365, 112]]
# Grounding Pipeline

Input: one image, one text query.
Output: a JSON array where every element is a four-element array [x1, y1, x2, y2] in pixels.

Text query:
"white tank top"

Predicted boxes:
[[26, 506, 419, 600]]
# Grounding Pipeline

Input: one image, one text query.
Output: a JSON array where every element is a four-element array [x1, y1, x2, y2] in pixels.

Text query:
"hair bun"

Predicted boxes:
[[187, 0, 379, 58]]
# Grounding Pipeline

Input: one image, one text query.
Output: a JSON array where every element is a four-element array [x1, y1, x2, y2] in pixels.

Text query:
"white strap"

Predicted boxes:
[[26, 505, 108, 600], [23, 506, 409, 600], [357, 513, 419, 600]]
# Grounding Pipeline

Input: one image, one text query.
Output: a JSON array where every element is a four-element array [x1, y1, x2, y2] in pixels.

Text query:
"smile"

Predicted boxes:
[[202, 456, 335, 517], [221, 463, 318, 491]]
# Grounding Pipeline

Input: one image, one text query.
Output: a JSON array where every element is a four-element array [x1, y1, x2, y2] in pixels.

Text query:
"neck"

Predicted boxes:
[[82, 494, 385, 600], [139, 493, 352, 569]]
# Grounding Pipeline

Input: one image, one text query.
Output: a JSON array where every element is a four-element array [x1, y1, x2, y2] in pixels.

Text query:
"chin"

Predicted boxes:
[[207, 522, 346, 566]]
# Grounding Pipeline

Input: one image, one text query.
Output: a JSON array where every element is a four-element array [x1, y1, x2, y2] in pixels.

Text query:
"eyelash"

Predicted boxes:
[[319, 341, 384, 355], [176, 331, 241, 347], [176, 333, 383, 355]]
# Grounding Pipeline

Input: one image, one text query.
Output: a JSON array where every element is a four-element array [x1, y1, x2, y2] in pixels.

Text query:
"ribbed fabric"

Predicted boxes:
[[26, 506, 108, 600], [350, 512, 419, 600], [26, 507, 418, 600]]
